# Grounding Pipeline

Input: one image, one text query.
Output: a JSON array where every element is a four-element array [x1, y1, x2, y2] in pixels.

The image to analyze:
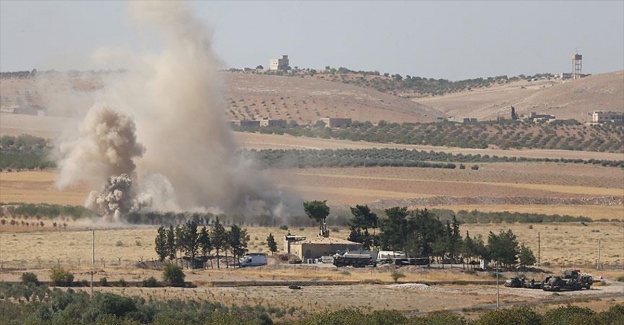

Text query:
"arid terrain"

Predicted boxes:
[[1, 70, 623, 318], [2, 70, 623, 125]]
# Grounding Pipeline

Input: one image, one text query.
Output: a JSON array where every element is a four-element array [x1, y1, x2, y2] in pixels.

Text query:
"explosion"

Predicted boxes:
[[55, 2, 302, 221]]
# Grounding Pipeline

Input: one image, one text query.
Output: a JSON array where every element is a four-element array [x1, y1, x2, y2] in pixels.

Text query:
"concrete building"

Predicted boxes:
[[319, 117, 352, 128], [529, 112, 555, 123], [259, 118, 287, 127], [285, 235, 362, 262], [269, 55, 290, 71], [592, 111, 624, 124], [230, 120, 261, 127]]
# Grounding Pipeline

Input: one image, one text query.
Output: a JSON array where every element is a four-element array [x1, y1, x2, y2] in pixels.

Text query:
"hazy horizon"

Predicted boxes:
[[1, 1, 623, 81]]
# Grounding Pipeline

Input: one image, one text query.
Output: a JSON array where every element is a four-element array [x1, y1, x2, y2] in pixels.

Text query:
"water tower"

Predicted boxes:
[[572, 53, 582, 79]]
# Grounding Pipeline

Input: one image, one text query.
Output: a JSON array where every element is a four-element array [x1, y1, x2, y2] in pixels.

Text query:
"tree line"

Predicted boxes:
[[331, 202, 537, 269], [153, 218, 249, 269], [0, 135, 56, 170], [235, 120, 624, 153], [248, 148, 624, 169], [2, 202, 599, 228]]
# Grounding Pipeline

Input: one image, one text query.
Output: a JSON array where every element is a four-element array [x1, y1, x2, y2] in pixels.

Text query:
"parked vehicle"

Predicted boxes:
[[542, 270, 592, 291], [239, 253, 268, 267], [504, 277, 523, 288], [333, 251, 376, 267]]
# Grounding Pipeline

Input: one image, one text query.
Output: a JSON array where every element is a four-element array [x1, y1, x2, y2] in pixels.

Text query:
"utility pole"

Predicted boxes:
[[597, 239, 601, 270], [538, 232, 541, 267], [91, 230, 94, 297], [496, 261, 500, 310]]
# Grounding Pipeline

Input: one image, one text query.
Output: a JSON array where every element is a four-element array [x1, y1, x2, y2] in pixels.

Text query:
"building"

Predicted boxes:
[[259, 118, 287, 127], [592, 111, 624, 124], [230, 120, 260, 127], [269, 55, 290, 71], [285, 235, 362, 262], [529, 112, 555, 123], [319, 117, 352, 128]]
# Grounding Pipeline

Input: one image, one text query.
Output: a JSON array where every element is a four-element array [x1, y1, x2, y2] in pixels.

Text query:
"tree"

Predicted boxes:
[[267, 233, 277, 255], [229, 224, 249, 266], [199, 226, 212, 261], [162, 263, 185, 286], [379, 206, 409, 251], [166, 225, 176, 260], [303, 200, 330, 235], [348, 205, 379, 250], [487, 229, 519, 268], [179, 220, 201, 267], [155, 226, 168, 262], [256, 65, 263, 70], [211, 217, 227, 269], [518, 244, 536, 268]]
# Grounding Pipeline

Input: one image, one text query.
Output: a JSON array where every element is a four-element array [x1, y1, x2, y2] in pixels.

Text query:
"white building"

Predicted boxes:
[[269, 55, 289, 71]]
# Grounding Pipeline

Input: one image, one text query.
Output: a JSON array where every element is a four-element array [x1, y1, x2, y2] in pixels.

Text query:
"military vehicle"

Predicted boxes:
[[333, 251, 376, 267], [542, 270, 592, 291]]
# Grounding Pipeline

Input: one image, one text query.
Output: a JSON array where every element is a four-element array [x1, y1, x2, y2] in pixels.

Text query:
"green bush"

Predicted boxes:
[[142, 276, 159, 288], [542, 306, 596, 325], [21, 272, 39, 286], [162, 263, 185, 286], [49, 266, 74, 287], [390, 269, 405, 283], [474, 306, 542, 325], [82, 292, 137, 323], [99, 277, 108, 287]]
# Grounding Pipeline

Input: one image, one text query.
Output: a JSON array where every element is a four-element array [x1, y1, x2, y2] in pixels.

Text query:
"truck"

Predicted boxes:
[[542, 270, 592, 291], [239, 253, 268, 267], [377, 251, 429, 266], [333, 250, 376, 267]]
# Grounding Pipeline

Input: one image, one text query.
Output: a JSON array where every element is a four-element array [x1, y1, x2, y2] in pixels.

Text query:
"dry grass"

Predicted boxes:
[[1, 223, 622, 271]]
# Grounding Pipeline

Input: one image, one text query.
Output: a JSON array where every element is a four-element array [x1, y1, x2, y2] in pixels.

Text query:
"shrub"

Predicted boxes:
[[49, 266, 74, 287], [99, 277, 108, 287], [162, 263, 186, 286], [474, 306, 541, 325], [390, 269, 405, 283], [21, 272, 39, 286], [616, 276, 624, 282], [142, 276, 159, 287], [542, 306, 596, 325], [83, 292, 137, 323], [279, 225, 288, 231], [118, 278, 127, 287], [471, 164, 479, 170]]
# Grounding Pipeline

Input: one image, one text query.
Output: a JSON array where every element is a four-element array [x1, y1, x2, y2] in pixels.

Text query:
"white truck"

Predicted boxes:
[[239, 253, 268, 267]]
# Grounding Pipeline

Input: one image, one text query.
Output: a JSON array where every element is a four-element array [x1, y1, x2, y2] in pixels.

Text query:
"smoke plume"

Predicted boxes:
[[55, 1, 302, 220]]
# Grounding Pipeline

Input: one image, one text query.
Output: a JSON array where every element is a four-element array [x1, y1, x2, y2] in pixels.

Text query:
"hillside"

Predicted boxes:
[[222, 73, 442, 124], [417, 71, 624, 121], [1, 69, 621, 126], [0, 71, 443, 125]]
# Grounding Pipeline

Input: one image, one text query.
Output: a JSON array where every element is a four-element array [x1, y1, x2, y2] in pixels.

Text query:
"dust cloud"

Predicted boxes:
[[55, 1, 302, 221]]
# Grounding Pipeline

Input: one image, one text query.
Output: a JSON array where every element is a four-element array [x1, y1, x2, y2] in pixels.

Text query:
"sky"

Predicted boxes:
[[1, 1, 623, 81]]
